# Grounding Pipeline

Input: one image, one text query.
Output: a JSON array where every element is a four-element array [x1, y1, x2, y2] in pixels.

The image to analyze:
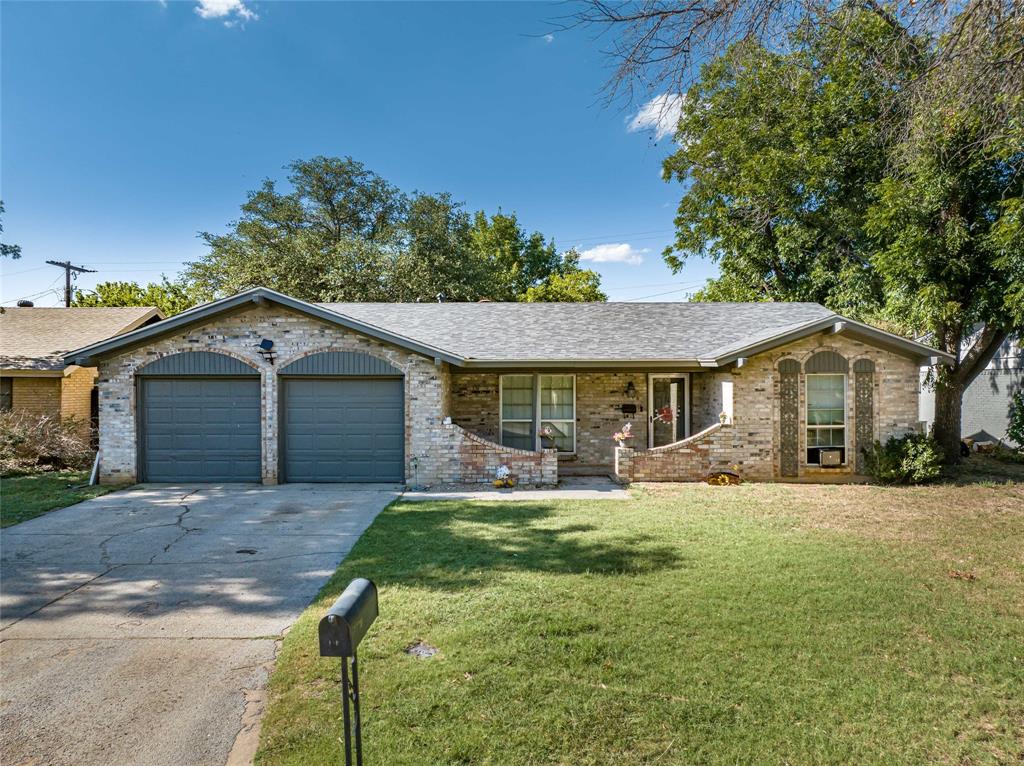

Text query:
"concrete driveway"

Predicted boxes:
[[0, 483, 399, 766]]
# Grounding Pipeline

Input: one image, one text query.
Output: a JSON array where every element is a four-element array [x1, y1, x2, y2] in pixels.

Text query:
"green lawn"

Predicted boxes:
[[0, 470, 117, 527], [258, 476, 1024, 765]]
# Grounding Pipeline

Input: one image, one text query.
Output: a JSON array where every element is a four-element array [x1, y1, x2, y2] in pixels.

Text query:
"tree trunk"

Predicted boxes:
[[932, 377, 965, 463], [928, 323, 1009, 463]]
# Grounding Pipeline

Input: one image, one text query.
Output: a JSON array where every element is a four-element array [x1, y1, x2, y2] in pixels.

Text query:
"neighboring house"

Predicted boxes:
[[920, 333, 1022, 447], [64, 287, 950, 486], [0, 306, 163, 432]]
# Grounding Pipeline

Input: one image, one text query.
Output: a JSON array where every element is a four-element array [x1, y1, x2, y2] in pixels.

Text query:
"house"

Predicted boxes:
[[0, 306, 163, 433], [64, 287, 951, 485], [920, 333, 1022, 447]]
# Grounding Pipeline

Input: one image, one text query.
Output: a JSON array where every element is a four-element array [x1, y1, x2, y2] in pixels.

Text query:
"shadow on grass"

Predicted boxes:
[[329, 500, 686, 591], [943, 454, 1024, 485]]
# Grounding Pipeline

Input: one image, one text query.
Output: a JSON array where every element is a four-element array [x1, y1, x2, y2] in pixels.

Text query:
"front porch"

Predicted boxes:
[[446, 369, 734, 484]]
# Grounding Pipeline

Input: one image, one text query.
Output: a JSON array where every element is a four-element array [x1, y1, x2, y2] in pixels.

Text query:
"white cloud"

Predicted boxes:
[[628, 93, 685, 141], [578, 243, 648, 266], [543, 33, 554, 43], [195, 0, 257, 26]]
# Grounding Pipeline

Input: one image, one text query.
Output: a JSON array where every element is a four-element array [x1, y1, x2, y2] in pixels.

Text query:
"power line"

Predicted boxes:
[[623, 284, 703, 301], [562, 228, 675, 244], [604, 279, 704, 292], [0, 265, 50, 277]]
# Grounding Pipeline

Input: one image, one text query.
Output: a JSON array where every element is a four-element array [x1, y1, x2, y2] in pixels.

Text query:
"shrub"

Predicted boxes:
[[1007, 391, 1024, 449], [0, 412, 94, 476], [862, 433, 943, 485]]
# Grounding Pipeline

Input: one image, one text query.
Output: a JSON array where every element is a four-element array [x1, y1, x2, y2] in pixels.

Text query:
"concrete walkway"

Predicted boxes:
[[0, 483, 398, 766], [402, 477, 632, 502]]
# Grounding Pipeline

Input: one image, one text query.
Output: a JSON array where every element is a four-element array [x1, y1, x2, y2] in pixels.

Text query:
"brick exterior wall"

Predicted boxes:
[[94, 305, 557, 487], [450, 371, 728, 469], [11, 377, 61, 416], [615, 424, 736, 482], [613, 332, 921, 482], [691, 372, 730, 431], [95, 305, 451, 485], [450, 374, 500, 442], [765, 334, 920, 479], [94, 305, 921, 486], [60, 367, 97, 434], [420, 422, 557, 485], [450, 371, 654, 467]]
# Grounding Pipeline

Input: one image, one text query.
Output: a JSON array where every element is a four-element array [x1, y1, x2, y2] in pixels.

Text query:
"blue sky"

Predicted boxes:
[[1, 1, 717, 306]]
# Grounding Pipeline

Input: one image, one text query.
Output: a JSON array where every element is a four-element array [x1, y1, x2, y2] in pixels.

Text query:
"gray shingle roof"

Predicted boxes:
[[318, 301, 836, 362], [1, 307, 161, 370], [63, 288, 951, 367]]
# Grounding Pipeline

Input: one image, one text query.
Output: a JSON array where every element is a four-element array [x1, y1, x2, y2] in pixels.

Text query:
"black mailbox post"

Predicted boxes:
[[319, 578, 378, 766]]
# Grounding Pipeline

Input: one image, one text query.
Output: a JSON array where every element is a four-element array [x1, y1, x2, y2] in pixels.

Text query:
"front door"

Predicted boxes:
[[648, 374, 690, 448]]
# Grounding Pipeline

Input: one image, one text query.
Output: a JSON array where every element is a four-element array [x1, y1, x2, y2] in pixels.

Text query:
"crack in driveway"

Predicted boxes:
[[0, 484, 396, 766]]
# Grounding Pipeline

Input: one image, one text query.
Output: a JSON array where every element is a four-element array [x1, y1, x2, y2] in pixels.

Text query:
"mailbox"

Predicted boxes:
[[319, 578, 378, 766], [319, 578, 378, 658]]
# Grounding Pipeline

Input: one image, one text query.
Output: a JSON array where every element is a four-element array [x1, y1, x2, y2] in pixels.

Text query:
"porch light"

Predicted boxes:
[[257, 338, 276, 365], [624, 380, 637, 399]]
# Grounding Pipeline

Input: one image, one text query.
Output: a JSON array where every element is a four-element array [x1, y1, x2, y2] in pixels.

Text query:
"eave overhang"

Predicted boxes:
[[62, 288, 954, 371], [64, 287, 465, 367]]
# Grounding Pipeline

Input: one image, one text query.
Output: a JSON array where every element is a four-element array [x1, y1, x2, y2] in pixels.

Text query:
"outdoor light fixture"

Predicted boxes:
[[624, 381, 637, 399], [257, 338, 276, 365]]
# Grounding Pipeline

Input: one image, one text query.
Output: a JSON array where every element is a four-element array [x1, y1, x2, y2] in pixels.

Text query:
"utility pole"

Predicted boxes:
[[45, 260, 96, 307]]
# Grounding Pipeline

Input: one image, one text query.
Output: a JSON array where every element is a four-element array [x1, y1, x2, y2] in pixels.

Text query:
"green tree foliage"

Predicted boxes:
[[72, 278, 197, 316], [1, 201, 21, 260], [662, 14, 912, 316], [660, 8, 1023, 460], [520, 251, 606, 302], [184, 156, 602, 303]]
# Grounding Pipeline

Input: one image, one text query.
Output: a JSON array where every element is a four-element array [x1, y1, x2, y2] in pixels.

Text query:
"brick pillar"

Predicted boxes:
[[613, 446, 634, 484]]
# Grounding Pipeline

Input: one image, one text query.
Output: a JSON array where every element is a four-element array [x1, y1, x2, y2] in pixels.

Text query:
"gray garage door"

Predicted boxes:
[[282, 378, 404, 482], [140, 378, 261, 482]]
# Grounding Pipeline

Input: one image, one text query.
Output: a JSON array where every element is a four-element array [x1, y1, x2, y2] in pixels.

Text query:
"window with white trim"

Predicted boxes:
[[806, 373, 846, 464], [500, 375, 535, 451], [500, 374, 576, 452], [539, 374, 575, 452]]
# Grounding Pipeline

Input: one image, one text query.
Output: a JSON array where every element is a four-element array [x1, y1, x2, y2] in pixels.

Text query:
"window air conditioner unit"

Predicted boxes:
[[819, 449, 842, 467]]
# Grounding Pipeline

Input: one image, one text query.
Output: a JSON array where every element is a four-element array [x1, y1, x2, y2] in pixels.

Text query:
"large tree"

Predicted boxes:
[[589, 5, 1021, 461], [184, 156, 603, 303], [72, 278, 198, 316], [661, 15, 909, 317], [867, 100, 1023, 458], [576, 0, 1021, 163]]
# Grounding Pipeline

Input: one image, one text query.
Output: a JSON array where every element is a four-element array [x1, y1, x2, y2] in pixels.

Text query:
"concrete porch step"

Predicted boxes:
[[557, 462, 614, 477]]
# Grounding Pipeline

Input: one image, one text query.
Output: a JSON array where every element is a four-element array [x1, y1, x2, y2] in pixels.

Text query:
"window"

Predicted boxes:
[[0, 378, 11, 412], [540, 374, 575, 452], [500, 374, 576, 453], [806, 374, 846, 464], [500, 375, 535, 450]]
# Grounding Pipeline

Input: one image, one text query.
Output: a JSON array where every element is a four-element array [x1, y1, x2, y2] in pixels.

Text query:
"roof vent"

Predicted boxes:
[[16, 300, 34, 308]]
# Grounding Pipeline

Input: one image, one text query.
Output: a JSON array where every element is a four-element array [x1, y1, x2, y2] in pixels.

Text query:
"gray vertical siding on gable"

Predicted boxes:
[[137, 351, 259, 376], [805, 350, 849, 373], [278, 351, 402, 377]]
